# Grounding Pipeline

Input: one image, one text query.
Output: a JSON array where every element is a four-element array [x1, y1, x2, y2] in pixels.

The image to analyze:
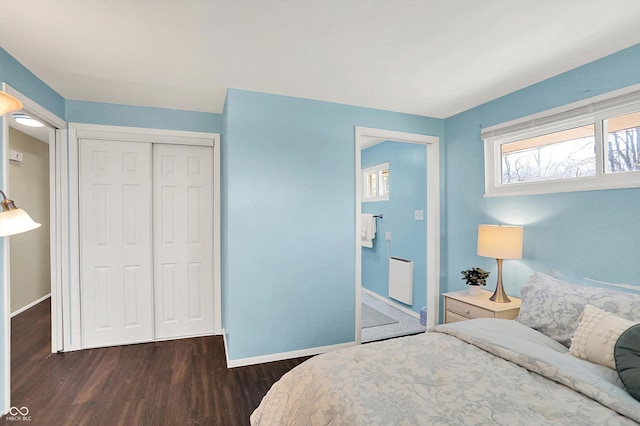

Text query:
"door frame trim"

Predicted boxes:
[[66, 123, 222, 351], [1, 83, 66, 412], [354, 126, 440, 344]]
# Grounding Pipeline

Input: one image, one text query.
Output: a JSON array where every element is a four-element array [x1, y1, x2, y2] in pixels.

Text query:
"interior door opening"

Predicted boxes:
[[359, 139, 428, 343], [2, 83, 66, 414], [354, 127, 440, 345]]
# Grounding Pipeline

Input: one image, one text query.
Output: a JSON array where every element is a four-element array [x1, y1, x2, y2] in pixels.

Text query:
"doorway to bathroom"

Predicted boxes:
[[354, 127, 440, 344]]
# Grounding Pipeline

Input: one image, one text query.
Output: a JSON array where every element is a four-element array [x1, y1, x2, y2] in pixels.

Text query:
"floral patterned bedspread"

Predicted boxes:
[[251, 319, 640, 425]]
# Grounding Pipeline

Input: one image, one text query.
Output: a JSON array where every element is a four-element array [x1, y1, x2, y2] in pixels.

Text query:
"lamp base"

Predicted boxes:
[[489, 258, 511, 303]]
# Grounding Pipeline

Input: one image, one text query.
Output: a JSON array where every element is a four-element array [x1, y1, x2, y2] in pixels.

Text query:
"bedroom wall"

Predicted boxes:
[[443, 43, 640, 298], [66, 100, 221, 133], [361, 141, 427, 313], [223, 89, 442, 363], [0, 48, 66, 119]]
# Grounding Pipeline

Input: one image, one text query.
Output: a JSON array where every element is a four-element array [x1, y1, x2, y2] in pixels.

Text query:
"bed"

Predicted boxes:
[[251, 273, 640, 425]]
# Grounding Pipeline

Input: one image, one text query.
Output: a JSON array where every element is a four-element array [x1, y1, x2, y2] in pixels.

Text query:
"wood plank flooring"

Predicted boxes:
[[4, 299, 309, 425]]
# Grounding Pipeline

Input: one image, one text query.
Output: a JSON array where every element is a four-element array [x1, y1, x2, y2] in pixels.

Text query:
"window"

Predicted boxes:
[[605, 111, 640, 174], [362, 162, 389, 201], [501, 125, 596, 184], [483, 87, 640, 196]]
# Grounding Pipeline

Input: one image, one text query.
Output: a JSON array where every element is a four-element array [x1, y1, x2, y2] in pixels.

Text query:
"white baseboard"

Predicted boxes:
[[362, 287, 420, 319], [11, 293, 51, 318], [224, 333, 355, 368]]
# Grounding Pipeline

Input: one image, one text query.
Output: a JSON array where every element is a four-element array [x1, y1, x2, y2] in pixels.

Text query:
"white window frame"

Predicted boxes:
[[362, 162, 389, 202], [483, 85, 640, 197]]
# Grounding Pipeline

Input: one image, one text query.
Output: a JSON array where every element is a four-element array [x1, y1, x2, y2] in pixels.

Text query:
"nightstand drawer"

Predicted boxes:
[[446, 298, 494, 319], [442, 290, 522, 324], [445, 311, 469, 323]]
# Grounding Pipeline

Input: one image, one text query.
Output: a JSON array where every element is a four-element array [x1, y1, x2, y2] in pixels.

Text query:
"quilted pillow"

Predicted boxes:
[[615, 324, 640, 402], [568, 305, 636, 369], [516, 273, 640, 347]]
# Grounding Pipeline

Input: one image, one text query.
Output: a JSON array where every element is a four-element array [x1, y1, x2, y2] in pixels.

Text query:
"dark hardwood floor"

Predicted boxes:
[[3, 299, 309, 425]]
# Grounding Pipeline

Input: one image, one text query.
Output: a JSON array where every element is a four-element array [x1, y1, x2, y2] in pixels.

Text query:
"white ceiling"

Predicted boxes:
[[1, 0, 640, 119]]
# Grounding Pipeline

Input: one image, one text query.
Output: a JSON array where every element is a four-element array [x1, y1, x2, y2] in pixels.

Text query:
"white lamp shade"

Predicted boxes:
[[0, 91, 23, 116], [0, 208, 41, 237], [477, 224, 523, 260]]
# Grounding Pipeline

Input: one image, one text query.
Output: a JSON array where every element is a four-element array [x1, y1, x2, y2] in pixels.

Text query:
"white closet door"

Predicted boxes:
[[153, 144, 214, 339], [79, 139, 153, 348]]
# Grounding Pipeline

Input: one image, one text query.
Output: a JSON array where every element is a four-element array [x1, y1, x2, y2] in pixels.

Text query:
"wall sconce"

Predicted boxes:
[[0, 91, 23, 116], [0, 91, 38, 236], [477, 224, 523, 303], [0, 190, 41, 237]]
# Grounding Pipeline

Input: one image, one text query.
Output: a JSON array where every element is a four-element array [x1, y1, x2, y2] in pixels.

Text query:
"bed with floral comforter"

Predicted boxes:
[[251, 273, 640, 425]]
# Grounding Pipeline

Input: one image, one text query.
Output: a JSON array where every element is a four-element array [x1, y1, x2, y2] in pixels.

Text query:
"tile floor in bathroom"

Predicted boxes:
[[361, 291, 426, 343]]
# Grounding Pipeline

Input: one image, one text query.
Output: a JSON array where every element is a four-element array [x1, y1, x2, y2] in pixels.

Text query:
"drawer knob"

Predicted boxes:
[[464, 309, 470, 314]]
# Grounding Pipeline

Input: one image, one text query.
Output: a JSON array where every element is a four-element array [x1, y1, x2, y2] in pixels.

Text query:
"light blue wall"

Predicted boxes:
[[0, 48, 65, 119], [443, 43, 640, 298], [66, 100, 221, 133], [361, 141, 427, 313], [223, 89, 442, 361]]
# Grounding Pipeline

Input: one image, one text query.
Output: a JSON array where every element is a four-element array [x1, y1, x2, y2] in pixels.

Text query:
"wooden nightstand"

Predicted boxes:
[[443, 289, 522, 323]]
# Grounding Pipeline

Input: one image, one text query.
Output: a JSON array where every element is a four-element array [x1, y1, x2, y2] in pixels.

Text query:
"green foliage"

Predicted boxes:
[[461, 267, 490, 286]]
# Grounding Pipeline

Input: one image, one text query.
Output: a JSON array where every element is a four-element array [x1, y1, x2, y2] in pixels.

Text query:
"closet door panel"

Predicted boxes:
[[79, 139, 153, 348], [153, 144, 214, 339]]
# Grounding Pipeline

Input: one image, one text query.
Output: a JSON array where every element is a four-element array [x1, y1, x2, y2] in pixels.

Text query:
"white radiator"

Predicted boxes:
[[388, 256, 414, 305]]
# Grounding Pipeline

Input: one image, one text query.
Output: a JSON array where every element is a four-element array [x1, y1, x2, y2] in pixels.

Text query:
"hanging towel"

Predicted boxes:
[[361, 214, 376, 248]]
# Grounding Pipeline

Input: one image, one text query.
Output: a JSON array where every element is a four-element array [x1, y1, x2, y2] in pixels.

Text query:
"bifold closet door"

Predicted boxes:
[[153, 144, 214, 339], [79, 140, 153, 348]]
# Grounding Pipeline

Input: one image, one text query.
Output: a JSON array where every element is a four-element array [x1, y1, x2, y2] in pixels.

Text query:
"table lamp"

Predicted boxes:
[[477, 224, 523, 303]]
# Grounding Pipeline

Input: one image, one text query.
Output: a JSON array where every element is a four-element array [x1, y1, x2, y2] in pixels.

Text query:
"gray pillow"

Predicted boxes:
[[516, 273, 640, 347], [615, 324, 640, 402]]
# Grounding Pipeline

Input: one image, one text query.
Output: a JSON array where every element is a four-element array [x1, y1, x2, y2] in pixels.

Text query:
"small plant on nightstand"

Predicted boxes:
[[461, 267, 490, 296]]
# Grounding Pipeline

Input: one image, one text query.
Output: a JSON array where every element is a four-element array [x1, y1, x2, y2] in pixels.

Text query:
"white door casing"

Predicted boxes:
[[153, 144, 214, 339], [354, 127, 440, 344], [79, 139, 154, 348], [1, 83, 67, 414]]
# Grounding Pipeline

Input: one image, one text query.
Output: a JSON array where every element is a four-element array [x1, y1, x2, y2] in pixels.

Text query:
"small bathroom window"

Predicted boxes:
[[363, 162, 389, 202]]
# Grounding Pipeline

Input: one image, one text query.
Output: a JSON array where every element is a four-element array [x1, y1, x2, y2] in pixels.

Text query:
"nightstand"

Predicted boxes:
[[443, 289, 522, 323]]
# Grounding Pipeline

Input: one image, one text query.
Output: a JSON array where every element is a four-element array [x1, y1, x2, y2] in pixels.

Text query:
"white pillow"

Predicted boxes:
[[569, 304, 637, 369]]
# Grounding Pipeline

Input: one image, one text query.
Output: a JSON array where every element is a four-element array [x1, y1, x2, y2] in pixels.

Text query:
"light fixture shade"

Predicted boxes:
[[0, 208, 41, 237], [0, 91, 23, 116], [477, 224, 523, 260], [0, 190, 41, 237], [13, 113, 44, 128]]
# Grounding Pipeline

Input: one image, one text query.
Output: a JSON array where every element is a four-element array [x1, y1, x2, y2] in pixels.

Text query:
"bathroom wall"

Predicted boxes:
[[361, 141, 427, 313]]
